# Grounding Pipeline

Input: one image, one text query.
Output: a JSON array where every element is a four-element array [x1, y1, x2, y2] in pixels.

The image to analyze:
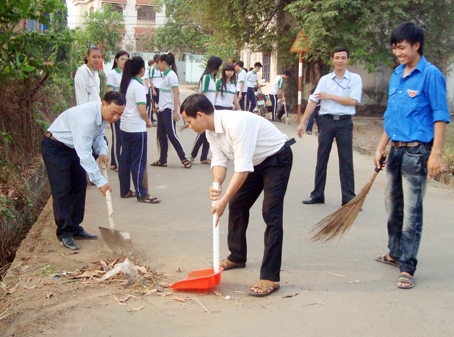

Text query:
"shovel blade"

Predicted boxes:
[[170, 268, 223, 291], [99, 226, 133, 256]]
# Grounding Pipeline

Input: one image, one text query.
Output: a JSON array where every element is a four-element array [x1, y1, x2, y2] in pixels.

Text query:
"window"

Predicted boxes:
[[262, 53, 271, 82], [111, 5, 123, 14], [137, 7, 156, 21]]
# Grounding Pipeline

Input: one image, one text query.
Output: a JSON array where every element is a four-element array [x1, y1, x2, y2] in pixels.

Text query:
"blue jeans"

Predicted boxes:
[[385, 144, 430, 276]]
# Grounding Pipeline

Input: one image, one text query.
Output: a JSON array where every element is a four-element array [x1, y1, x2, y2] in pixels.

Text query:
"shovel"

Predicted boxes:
[[170, 182, 223, 291], [98, 164, 133, 256]]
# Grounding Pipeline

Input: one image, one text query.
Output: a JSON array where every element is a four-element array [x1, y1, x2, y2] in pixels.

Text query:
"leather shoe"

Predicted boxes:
[[60, 237, 80, 250], [74, 230, 98, 240], [302, 197, 325, 205]]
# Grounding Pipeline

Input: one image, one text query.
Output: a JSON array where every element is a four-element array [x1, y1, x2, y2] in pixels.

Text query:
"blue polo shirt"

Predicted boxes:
[[384, 56, 450, 143]]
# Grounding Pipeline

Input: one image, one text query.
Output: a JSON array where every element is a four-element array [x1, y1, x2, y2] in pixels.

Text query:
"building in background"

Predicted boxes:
[[70, 0, 165, 51]]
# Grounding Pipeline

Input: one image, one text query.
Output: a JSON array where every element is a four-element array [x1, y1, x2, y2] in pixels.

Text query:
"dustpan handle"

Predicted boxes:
[[101, 164, 116, 231], [212, 182, 220, 273]]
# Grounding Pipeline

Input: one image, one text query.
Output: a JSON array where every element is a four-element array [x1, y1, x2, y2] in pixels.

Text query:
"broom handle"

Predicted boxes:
[[100, 164, 116, 231], [212, 182, 220, 273]]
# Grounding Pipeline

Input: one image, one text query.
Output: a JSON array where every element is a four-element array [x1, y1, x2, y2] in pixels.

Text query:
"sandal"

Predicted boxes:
[[219, 258, 246, 270], [375, 254, 399, 267], [397, 272, 414, 289], [249, 280, 280, 297], [150, 161, 167, 167], [200, 159, 211, 165], [137, 195, 161, 204], [181, 159, 192, 169], [306, 131, 312, 135], [121, 190, 136, 198], [110, 165, 117, 171]]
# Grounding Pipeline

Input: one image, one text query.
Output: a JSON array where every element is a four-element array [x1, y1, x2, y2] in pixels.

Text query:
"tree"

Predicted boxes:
[[73, 3, 125, 64], [286, 0, 454, 77]]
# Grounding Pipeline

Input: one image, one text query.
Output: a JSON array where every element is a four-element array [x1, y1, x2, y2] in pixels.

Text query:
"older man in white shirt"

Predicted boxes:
[[181, 93, 294, 297], [297, 46, 362, 206], [41, 91, 125, 250]]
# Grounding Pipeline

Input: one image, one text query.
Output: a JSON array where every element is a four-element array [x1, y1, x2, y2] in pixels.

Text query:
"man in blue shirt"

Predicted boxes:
[[42, 91, 126, 250], [374, 22, 450, 289]]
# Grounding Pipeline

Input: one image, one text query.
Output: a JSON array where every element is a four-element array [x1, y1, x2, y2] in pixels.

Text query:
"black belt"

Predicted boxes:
[[277, 138, 296, 153], [44, 131, 60, 142], [392, 141, 427, 148], [323, 114, 352, 121]]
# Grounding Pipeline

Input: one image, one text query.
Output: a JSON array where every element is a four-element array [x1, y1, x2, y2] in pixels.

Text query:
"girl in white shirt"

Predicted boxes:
[[150, 53, 191, 169], [118, 56, 160, 204], [74, 46, 102, 105], [215, 62, 241, 110], [106, 50, 129, 171]]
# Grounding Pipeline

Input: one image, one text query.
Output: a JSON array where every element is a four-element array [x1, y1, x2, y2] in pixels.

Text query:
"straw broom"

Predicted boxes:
[[310, 156, 386, 242]]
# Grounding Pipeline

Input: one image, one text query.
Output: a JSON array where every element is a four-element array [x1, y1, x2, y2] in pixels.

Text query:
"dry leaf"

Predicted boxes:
[[143, 272, 155, 279], [213, 290, 222, 296], [68, 252, 79, 256], [135, 266, 147, 274], [282, 293, 299, 298], [45, 293, 54, 299], [114, 294, 132, 303], [173, 296, 186, 303], [159, 282, 170, 288], [22, 284, 36, 290], [143, 288, 158, 296]]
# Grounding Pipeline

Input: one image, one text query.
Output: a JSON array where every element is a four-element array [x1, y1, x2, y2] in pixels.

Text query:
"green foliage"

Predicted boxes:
[[73, 3, 125, 64], [154, 19, 208, 54], [286, 0, 454, 72]]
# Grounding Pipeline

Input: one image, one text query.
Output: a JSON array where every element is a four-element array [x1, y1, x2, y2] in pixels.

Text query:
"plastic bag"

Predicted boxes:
[[99, 258, 137, 286]]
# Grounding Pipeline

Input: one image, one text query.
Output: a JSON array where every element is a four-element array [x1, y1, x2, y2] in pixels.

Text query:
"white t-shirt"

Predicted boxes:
[[120, 77, 148, 133], [199, 74, 216, 105], [206, 110, 287, 172], [150, 65, 162, 89], [269, 75, 283, 95], [246, 70, 258, 89], [215, 79, 236, 108], [159, 69, 179, 111], [236, 69, 247, 93], [106, 68, 122, 91], [74, 64, 101, 105]]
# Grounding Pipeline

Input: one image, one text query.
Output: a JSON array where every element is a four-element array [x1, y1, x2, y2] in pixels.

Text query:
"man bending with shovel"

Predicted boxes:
[[181, 94, 294, 297], [42, 91, 126, 250]]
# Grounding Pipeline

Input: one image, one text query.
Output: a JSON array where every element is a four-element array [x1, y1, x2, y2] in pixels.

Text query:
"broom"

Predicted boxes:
[[310, 155, 386, 242]]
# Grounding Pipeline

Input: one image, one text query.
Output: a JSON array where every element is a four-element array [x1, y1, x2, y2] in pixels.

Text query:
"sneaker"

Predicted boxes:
[[60, 237, 80, 250], [189, 156, 195, 163], [200, 159, 211, 165]]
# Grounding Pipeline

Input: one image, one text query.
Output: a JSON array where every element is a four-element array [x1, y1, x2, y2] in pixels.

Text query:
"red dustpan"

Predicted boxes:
[[170, 183, 223, 291]]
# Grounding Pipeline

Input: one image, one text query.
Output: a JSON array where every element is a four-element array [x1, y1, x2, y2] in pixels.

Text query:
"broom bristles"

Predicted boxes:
[[310, 170, 379, 242]]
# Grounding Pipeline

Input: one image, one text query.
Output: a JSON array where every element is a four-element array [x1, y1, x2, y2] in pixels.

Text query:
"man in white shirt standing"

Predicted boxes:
[[297, 47, 362, 206], [269, 70, 291, 121], [235, 61, 248, 110], [181, 93, 294, 297], [246, 62, 263, 112], [41, 91, 126, 250]]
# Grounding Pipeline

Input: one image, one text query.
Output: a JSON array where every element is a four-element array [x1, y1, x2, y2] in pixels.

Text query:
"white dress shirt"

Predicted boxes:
[[206, 110, 287, 172], [74, 64, 101, 105], [309, 70, 362, 116]]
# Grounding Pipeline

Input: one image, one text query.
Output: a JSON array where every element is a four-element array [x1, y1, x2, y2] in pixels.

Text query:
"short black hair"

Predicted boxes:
[[103, 91, 126, 106], [181, 94, 214, 118], [236, 60, 244, 68], [283, 70, 291, 77], [391, 21, 424, 55], [254, 62, 263, 68], [332, 46, 350, 58]]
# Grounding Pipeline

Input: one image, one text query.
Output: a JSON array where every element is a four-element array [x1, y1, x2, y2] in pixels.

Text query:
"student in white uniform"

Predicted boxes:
[[269, 70, 291, 121], [215, 62, 241, 110], [245, 62, 262, 112], [106, 50, 129, 171], [150, 53, 191, 169], [149, 54, 162, 125], [190, 55, 223, 165], [74, 46, 102, 105], [235, 61, 248, 110], [118, 56, 160, 204]]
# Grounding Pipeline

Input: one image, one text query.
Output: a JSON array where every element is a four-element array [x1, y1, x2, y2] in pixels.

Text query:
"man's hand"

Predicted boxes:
[[374, 149, 387, 170], [427, 153, 443, 178], [99, 183, 112, 196], [297, 122, 307, 138], [238, 92, 242, 100], [314, 92, 332, 100], [146, 119, 152, 128], [209, 184, 222, 201], [211, 198, 228, 220], [98, 154, 109, 168]]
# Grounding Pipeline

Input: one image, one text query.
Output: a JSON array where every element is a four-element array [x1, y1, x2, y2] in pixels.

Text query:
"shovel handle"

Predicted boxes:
[[212, 182, 220, 273], [101, 165, 116, 231]]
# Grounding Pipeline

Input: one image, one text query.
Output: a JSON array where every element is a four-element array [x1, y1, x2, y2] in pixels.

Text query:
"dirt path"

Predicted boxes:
[[2, 87, 453, 336]]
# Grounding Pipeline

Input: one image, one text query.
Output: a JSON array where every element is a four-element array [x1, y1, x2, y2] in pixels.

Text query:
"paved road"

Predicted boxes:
[[66, 84, 454, 336]]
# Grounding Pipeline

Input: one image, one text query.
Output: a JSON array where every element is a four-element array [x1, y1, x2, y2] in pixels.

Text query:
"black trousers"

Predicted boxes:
[[227, 146, 293, 282], [310, 115, 355, 205], [269, 94, 278, 120], [191, 131, 209, 161], [110, 119, 121, 167], [238, 91, 247, 110], [41, 137, 87, 240]]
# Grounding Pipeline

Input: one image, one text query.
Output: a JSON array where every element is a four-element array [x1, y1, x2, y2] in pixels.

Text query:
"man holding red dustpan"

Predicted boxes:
[[181, 94, 294, 297]]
